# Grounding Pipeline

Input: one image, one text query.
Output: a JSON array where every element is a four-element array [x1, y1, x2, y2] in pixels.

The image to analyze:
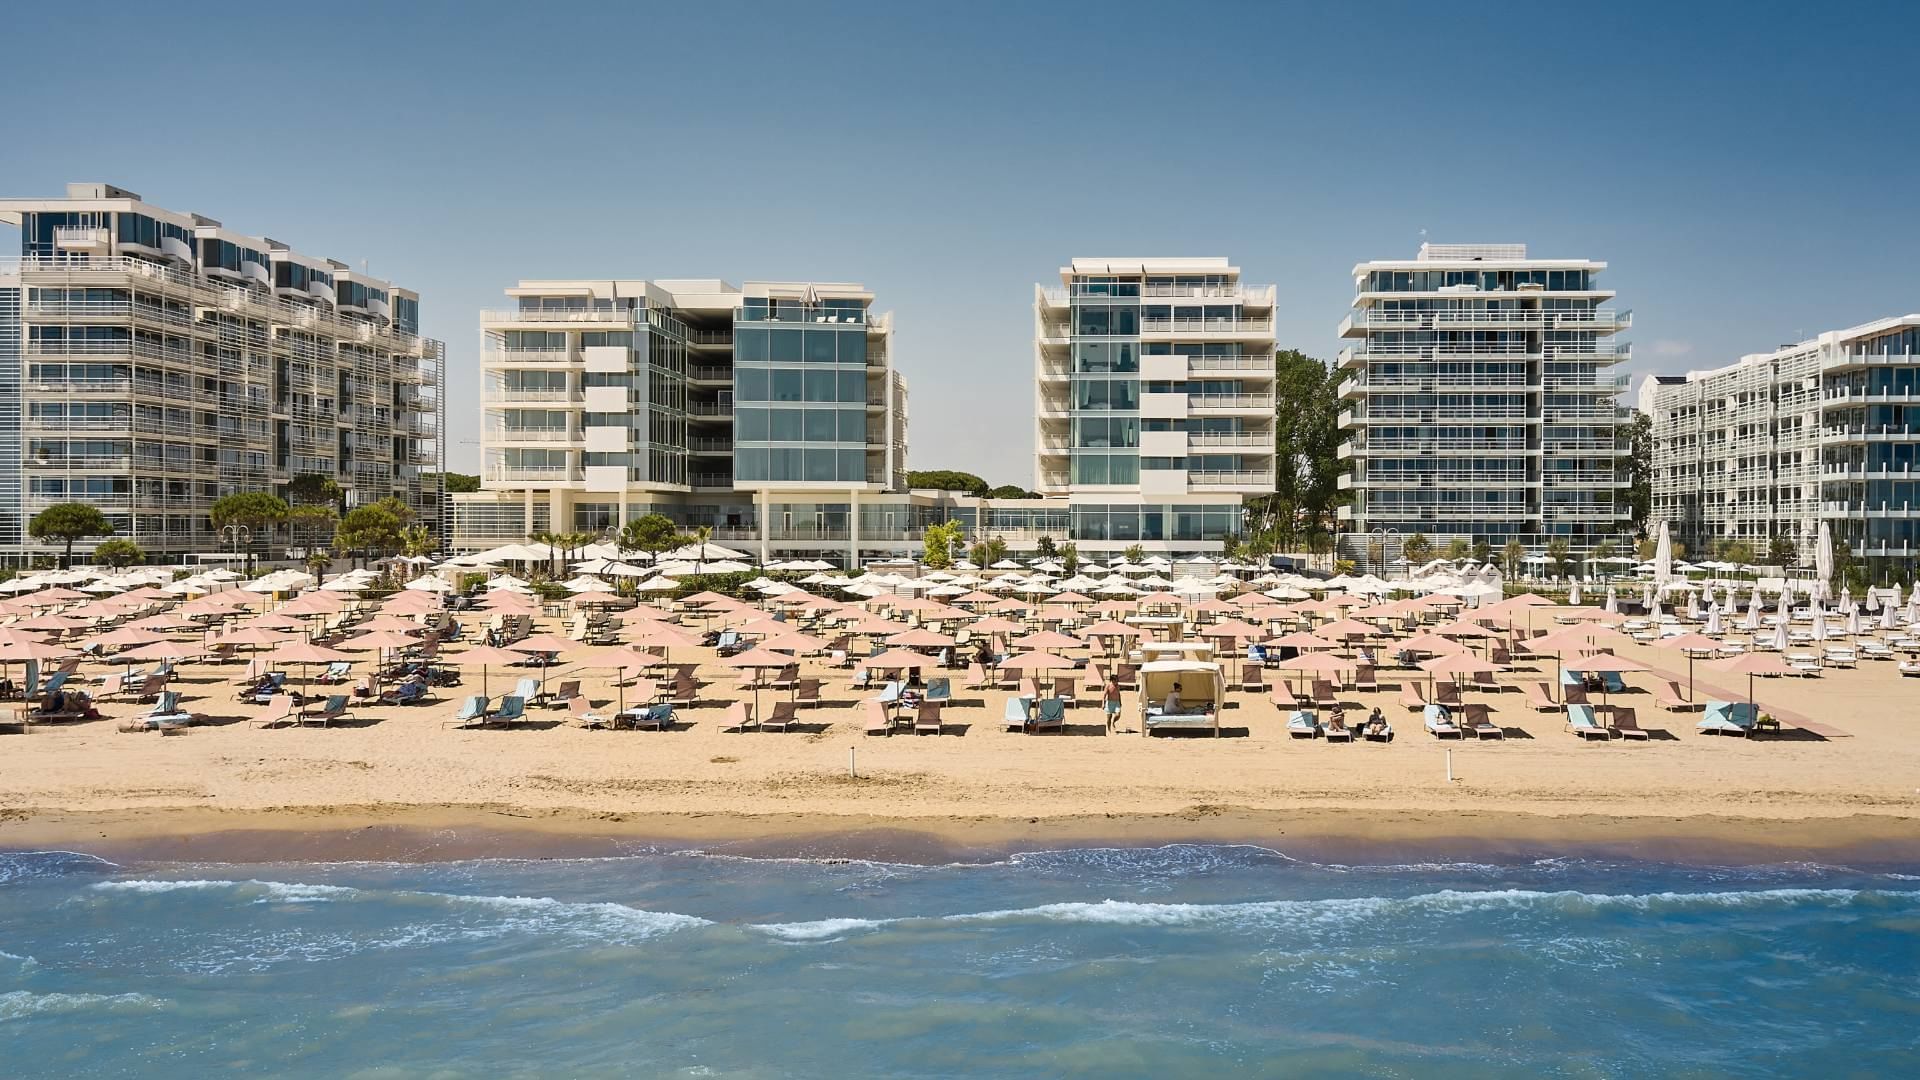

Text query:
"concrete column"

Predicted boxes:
[[757, 489, 770, 565], [523, 486, 534, 536], [849, 488, 861, 569]]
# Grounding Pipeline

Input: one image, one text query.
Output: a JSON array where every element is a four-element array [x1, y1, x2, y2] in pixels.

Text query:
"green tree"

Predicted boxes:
[[28, 502, 114, 568], [1547, 538, 1572, 578], [92, 537, 145, 569], [970, 537, 1009, 569], [305, 550, 334, 586], [921, 520, 964, 569], [1592, 539, 1616, 565], [1444, 538, 1470, 561], [619, 513, 682, 560], [1059, 541, 1080, 576], [1122, 543, 1145, 563], [433, 472, 481, 494], [209, 491, 290, 573], [1502, 539, 1527, 572], [401, 524, 437, 560], [1035, 535, 1058, 559], [1263, 349, 1346, 551], [905, 470, 989, 496], [287, 473, 344, 510], [1471, 540, 1492, 565], [985, 484, 1038, 499], [337, 504, 407, 568], [1767, 534, 1798, 568], [686, 524, 716, 575], [1401, 532, 1432, 567], [1625, 412, 1653, 538]]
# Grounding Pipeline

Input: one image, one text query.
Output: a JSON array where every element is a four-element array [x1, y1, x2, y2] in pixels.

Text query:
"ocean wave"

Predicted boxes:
[[430, 893, 710, 940], [0, 950, 38, 970], [0, 850, 122, 887], [0, 991, 162, 1022], [91, 879, 359, 903], [752, 917, 890, 941]]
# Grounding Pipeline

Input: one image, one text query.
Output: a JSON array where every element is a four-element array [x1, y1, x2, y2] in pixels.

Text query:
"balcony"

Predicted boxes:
[[1339, 308, 1631, 334], [689, 365, 732, 382], [24, 377, 135, 395], [1824, 425, 1919, 442], [1187, 432, 1271, 448], [487, 427, 574, 443], [1187, 355, 1273, 374], [25, 455, 133, 472], [482, 348, 574, 366], [1139, 317, 1274, 336], [689, 400, 734, 417], [486, 466, 581, 483], [1189, 470, 1275, 488], [483, 387, 581, 404], [689, 437, 734, 454], [481, 309, 639, 326], [689, 473, 734, 489], [1188, 393, 1275, 413]]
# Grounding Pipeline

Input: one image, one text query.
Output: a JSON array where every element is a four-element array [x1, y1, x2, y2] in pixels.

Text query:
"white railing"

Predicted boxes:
[[1188, 433, 1270, 448], [1190, 471, 1275, 487], [483, 388, 581, 404], [486, 466, 580, 482], [1346, 308, 1629, 330], [1188, 394, 1275, 410], [1187, 355, 1271, 373], [1140, 318, 1273, 334], [481, 309, 639, 326], [486, 428, 574, 443], [482, 349, 574, 365]]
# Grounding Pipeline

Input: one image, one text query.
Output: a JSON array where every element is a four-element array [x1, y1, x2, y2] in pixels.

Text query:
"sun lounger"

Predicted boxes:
[[1353, 665, 1378, 693], [964, 663, 991, 690], [489, 695, 527, 728], [1463, 702, 1503, 740], [1697, 700, 1756, 737], [252, 696, 296, 729], [1031, 696, 1065, 734], [1900, 660, 1920, 678], [1423, 703, 1461, 739], [540, 679, 580, 708], [1400, 682, 1427, 710], [861, 699, 891, 735], [1312, 679, 1338, 709], [875, 681, 903, 707], [1287, 710, 1319, 739], [1609, 705, 1649, 740], [1239, 666, 1265, 694], [764, 701, 797, 733], [1362, 717, 1394, 742], [1433, 682, 1463, 707], [570, 696, 610, 729], [915, 700, 946, 736], [627, 703, 674, 731], [511, 677, 540, 704], [1522, 682, 1556, 711], [445, 693, 490, 728], [1655, 680, 1698, 710], [1051, 674, 1077, 704], [298, 694, 350, 727], [1562, 683, 1589, 706], [1003, 695, 1032, 732], [1270, 683, 1297, 709], [1323, 717, 1354, 743], [1565, 703, 1610, 741]]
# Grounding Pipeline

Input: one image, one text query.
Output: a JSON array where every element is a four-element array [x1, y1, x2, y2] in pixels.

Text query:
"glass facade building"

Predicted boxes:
[[0, 183, 445, 562], [1031, 258, 1277, 553], [1336, 244, 1632, 568], [1643, 315, 1920, 577]]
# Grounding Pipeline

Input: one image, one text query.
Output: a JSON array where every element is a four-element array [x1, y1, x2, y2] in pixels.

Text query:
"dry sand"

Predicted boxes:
[[3, 629, 1918, 863]]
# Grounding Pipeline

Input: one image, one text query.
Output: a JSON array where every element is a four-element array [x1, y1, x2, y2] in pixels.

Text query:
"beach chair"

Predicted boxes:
[[1433, 682, 1463, 707], [1312, 679, 1338, 709], [662, 674, 699, 709], [1900, 660, 1920, 678], [1610, 706, 1649, 741], [1524, 682, 1557, 712], [764, 701, 797, 733], [1083, 661, 1108, 691], [631, 702, 674, 732], [1003, 695, 1032, 732], [1270, 682, 1298, 710], [1655, 680, 1697, 710], [1287, 709, 1319, 739], [1696, 701, 1756, 737], [297, 694, 349, 727], [1400, 681, 1427, 711], [875, 681, 903, 708], [1362, 715, 1394, 742], [96, 672, 127, 700], [924, 677, 951, 706], [1463, 702, 1502, 740], [252, 696, 296, 729], [1562, 683, 1589, 706], [1598, 671, 1627, 695], [540, 679, 580, 709], [1323, 715, 1354, 743], [915, 700, 946, 736], [379, 680, 429, 706], [489, 695, 527, 728], [964, 663, 992, 690], [319, 660, 352, 684], [511, 677, 540, 705], [864, 699, 891, 736], [771, 665, 799, 691], [130, 673, 167, 703], [1423, 703, 1461, 739], [795, 678, 823, 707], [1031, 697, 1065, 734], [1565, 703, 1610, 741], [1471, 669, 1500, 695], [720, 700, 753, 733], [1239, 666, 1265, 694], [1353, 665, 1378, 693], [1113, 664, 1138, 690]]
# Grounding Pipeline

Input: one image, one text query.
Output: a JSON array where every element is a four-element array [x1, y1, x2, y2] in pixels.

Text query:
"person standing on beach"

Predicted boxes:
[[1102, 672, 1123, 733]]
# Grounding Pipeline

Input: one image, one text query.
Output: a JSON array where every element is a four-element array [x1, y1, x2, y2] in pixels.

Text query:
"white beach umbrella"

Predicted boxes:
[[1883, 599, 1900, 631], [404, 575, 452, 593], [1810, 606, 1828, 641], [1771, 620, 1790, 651], [1704, 604, 1723, 637], [1814, 522, 1834, 602], [635, 576, 682, 592], [1846, 607, 1862, 637], [1839, 584, 1853, 611], [1685, 592, 1700, 621], [1653, 522, 1673, 585], [1740, 591, 1761, 631], [1777, 580, 1793, 619], [1568, 583, 1582, 606]]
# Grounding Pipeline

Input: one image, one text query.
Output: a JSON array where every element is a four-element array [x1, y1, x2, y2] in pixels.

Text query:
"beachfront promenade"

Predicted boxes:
[[2, 564, 1917, 852]]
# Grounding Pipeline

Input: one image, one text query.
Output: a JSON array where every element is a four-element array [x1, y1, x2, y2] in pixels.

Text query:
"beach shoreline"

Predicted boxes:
[[8, 802, 1919, 869]]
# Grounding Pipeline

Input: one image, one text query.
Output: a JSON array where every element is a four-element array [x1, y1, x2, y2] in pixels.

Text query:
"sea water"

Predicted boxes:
[[2, 844, 1916, 1077]]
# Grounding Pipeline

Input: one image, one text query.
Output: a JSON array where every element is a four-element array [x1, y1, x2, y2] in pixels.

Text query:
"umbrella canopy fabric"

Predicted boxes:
[[855, 648, 933, 672], [1273, 651, 1353, 674], [997, 651, 1076, 671], [886, 628, 957, 648], [1418, 653, 1504, 677], [1013, 630, 1084, 651]]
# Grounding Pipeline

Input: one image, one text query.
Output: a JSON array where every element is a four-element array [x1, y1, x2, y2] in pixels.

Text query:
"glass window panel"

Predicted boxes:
[[804, 449, 836, 482], [839, 408, 866, 441], [771, 448, 801, 481], [736, 367, 768, 402], [771, 369, 803, 401], [840, 449, 864, 481], [769, 329, 803, 363], [804, 409, 836, 441], [770, 409, 803, 441], [839, 371, 866, 402], [804, 369, 837, 402], [734, 327, 767, 362], [805, 330, 836, 363], [838, 332, 867, 364], [735, 407, 768, 441]]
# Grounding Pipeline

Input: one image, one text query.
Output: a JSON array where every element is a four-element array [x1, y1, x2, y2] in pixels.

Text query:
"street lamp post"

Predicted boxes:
[[221, 524, 252, 575]]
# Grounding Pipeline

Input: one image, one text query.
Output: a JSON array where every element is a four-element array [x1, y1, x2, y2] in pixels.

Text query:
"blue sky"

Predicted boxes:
[[5, 1, 1917, 483]]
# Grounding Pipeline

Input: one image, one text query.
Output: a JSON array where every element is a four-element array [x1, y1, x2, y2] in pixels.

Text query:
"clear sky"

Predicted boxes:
[[4, 1, 1917, 483]]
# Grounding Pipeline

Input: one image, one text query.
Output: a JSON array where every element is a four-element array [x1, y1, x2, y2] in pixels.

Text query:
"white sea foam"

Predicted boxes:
[[91, 879, 359, 902], [0, 950, 38, 970], [430, 893, 710, 940], [751, 917, 890, 941], [0, 991, 162, 1021]]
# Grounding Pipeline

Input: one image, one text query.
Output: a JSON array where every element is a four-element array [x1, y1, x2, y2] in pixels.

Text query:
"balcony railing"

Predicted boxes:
[[1187, 432, 1272, 448], [482, 348, 574, 365], [486, 466, 581, 482], [1190, 470, 1275, 487], [1187, 355, 1273, 373], [689, 400, 734, 416], [1188, 394, 1275, 411], [487, 427, 573, 443], [1140, 318, 1273, 335], [1344, 308, 1630, 331], [481, 309, 639, 326], [483, 388, 581, 404]]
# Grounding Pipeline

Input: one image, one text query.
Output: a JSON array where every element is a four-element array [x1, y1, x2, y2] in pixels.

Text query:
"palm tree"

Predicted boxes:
[[529, 529, 562, 578], [305, 550, 333, 587], [689, 524, 714, 575]]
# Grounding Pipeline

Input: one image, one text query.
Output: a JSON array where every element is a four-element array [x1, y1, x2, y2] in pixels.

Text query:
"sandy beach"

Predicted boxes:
[[5, 625, 1918, 863]]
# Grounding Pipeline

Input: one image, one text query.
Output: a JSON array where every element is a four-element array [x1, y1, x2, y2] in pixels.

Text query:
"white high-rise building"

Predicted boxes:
[[1032, 258, 1276, 553], [1336, 243, 1631, 566], [0, 183, 444, 562], [1641, 315, 1920, 576], [453, 277, 913, 566]]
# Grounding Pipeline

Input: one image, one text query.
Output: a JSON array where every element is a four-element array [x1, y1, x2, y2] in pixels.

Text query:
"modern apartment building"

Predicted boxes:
[[1641, 315, 1920, 574], [1335, 243, 1632, 565], [1032, 258, 1275, 553], [453, 278, 915, 564], [0, 184, 444, 562]]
